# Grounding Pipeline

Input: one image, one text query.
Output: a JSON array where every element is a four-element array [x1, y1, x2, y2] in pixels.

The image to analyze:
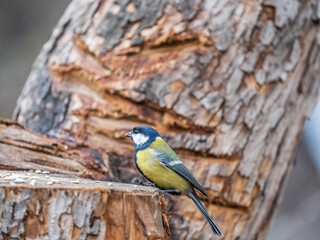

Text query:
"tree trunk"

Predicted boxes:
[[0, 170, 169, 240], [13, 0, 320, 239]]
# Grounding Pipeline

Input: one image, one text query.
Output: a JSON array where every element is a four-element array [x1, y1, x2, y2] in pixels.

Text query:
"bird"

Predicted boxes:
[[125, 125, 222, 236]]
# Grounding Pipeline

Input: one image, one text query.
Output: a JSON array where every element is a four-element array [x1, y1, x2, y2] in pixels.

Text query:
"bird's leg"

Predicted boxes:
[[131, 178, 156, 187], [159, 189, 181, 195]]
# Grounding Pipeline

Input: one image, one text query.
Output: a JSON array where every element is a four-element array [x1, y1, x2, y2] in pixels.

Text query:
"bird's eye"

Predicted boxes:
[[133, 129, 138, 134]]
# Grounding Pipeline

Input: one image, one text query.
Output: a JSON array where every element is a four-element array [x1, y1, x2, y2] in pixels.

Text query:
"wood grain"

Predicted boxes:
[[0, 170, 169, 240]]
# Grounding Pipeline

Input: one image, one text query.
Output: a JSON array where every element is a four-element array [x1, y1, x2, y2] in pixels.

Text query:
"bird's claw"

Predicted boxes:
[[131, 178, 156, 187], [131, 177, 144, 185], [144, 181, 156, 187]]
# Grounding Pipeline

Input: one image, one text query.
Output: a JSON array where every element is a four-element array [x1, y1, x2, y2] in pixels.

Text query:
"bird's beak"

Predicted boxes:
[[125, 131, 132, 137]]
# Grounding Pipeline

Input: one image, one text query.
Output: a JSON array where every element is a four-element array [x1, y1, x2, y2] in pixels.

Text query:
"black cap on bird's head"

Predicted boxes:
[[125, 126, 160, 149]]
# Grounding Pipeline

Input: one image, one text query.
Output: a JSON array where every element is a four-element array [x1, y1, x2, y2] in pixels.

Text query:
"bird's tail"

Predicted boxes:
[[188, 189, 223, 237]]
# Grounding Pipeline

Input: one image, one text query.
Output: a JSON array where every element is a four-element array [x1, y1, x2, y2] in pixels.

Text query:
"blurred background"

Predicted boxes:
[[0, 1, 319, 239]]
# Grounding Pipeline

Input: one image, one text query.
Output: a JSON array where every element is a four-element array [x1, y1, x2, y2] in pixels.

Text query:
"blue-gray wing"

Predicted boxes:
[[152, 143, 207, 197]]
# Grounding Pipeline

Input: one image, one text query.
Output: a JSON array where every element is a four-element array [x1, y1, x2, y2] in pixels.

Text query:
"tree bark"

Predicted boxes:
[[12, 0, 320, 239], [0, 118, 110, 179], [0, 170, 168, 240]]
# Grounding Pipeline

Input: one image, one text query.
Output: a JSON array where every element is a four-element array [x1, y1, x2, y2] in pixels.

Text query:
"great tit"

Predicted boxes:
[[125, 126, 222, 236]]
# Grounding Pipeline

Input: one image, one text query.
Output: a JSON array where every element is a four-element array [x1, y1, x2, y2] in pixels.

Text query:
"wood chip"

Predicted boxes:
[[29, 180, 36, 186]]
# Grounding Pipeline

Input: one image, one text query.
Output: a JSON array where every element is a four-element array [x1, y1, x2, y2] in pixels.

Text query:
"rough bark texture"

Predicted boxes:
[[13, 0, 320, 239], [0, 118, 110, 179], [0, 170, 169, 240]]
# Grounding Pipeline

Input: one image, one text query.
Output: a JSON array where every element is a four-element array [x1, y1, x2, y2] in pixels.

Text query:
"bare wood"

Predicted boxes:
[[0, 170, 169, 240], [13, 0, 320, 239]]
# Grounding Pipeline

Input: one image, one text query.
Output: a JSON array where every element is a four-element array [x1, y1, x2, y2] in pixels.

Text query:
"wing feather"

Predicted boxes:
[[151, 138, 207, 197]]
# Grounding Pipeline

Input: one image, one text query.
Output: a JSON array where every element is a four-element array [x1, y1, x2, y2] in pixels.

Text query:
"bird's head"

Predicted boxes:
[[125, 126, 160, 149]]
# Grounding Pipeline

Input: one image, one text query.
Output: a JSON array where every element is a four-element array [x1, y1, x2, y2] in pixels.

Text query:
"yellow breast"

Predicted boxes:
[[136, 148, 190, 192]]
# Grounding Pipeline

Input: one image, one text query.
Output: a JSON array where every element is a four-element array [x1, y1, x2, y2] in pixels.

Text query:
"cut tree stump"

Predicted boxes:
[[11, 0, 320, 239], [0, 170, 169, 240]]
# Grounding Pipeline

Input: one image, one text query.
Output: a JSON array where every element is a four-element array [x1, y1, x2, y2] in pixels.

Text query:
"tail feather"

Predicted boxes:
[[188, 189, 223, 237]]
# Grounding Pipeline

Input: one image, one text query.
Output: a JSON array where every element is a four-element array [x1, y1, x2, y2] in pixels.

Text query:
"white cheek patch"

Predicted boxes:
[[132, 133, 149, 146]]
